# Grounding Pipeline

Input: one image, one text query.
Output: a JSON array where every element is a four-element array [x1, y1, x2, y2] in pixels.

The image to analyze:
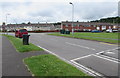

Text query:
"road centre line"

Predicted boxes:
[[65, 42, 96, 50], [37, 45, 102, 77]]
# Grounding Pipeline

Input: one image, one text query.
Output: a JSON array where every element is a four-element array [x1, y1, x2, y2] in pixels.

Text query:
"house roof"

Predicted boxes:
[[2, 23, 54, 27], [61, 21, 114, 26]]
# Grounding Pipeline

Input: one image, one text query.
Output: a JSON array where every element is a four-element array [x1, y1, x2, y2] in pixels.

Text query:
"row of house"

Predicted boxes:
[[0, 21, 119, 32], [1, 23, 61, 32], [61, 21, 119, 31]]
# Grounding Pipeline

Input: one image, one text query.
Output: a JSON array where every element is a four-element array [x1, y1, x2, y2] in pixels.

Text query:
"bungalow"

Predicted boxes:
[[2, 23, 61, 32], [61, 21, 117, 31], [1, 21, 118, 32]]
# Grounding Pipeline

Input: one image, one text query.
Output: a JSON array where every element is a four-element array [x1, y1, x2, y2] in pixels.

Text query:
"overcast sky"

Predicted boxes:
[[0, 0, 119, 25]]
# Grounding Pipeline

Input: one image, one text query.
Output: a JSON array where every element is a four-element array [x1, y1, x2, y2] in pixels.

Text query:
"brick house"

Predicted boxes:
[[61, 21, 117, 31], [1, 21, 118, 32]]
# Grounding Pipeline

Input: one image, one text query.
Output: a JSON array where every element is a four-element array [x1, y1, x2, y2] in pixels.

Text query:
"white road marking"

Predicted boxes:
[[70, 60, 102, 76], [66, 42, 96, 50], [96, 54, 119, 62], [106, 52, 115, 54], [37, 45, 102, 76], [71, 54, 93, 61], [93, 54, 119, 63], [96, 47, 119, 55]]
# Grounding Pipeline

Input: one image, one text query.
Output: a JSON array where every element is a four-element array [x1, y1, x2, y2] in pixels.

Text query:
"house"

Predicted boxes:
[[2, 22, 61, 32], [0, 26, 2, 31], [61, 21, 117, 31], [1, 21, 118, 32]]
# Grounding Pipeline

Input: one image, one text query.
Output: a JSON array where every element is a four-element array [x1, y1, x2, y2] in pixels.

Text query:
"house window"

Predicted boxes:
[[97, 27, 100, 30], [73, 24, 77, 26], [63, 24, 66, 26], [102, 26, 106, 30], [68, 24, 71, 26], [113, 26, 117, 28], [66, 24, 68, 27], [79, 25, 81, 27], [109, 26, 111, 29], [93, 25, 96, 27]]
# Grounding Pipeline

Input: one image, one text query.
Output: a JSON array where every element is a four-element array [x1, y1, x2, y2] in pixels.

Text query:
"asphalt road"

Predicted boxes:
[[7, 33, 119, 77]]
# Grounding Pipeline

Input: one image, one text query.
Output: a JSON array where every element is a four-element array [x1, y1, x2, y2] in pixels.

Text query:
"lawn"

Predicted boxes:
[[48, 32, 119, 44], [24, 54, 90, 77], [3, 34, 43, 52]]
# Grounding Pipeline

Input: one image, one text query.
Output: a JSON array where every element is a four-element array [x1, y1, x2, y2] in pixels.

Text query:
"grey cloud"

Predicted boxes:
[[74, 2, 118, 21], [118, 1, 120, 16], [28, 10, 54, 17], [1, 1, 118, 24]]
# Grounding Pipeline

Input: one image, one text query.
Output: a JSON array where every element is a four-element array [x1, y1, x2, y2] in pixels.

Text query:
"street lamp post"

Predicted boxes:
[[69, 2, 74, 35], [6, 13, 10, 34]]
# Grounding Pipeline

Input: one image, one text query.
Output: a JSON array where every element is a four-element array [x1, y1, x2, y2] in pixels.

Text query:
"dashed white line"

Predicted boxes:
[[66, 42, 96, 50]]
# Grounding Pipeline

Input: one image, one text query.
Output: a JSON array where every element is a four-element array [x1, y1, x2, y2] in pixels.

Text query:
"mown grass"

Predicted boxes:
[[48, 32, 119, 44], [24, 54, 91, 77], [3, 34, 43, 52]]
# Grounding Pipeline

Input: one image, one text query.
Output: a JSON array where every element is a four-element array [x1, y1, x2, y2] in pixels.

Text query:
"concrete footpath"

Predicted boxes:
[[2, 36, 48, 78]]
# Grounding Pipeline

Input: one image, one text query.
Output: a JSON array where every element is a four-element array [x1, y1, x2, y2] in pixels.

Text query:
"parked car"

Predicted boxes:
[[91, 30, 102, 33], [112, 28, 118, 33], [106, 28, 118, 33], [15, 29, 28, 38], [106, 29, 112, 33]]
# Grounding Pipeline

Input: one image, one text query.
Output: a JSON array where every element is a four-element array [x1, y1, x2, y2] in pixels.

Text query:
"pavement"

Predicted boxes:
[[28, 33, 119, 78], [2, 35, 48, 77]]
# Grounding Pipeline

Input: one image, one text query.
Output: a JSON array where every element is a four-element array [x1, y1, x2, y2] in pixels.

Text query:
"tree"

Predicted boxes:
[[2, 22, 6, 25], [28, 22, 31, 24], [22, 23, 26, 24]]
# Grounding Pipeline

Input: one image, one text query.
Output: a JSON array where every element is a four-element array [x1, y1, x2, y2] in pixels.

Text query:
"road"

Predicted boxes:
[[7, 33, 119, 77]]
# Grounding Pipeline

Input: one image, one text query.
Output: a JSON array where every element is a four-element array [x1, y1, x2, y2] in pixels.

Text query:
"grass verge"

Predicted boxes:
[[3, 34, 43, 52], [48, 32, 119, 44], [24, 54, 90, 77]]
